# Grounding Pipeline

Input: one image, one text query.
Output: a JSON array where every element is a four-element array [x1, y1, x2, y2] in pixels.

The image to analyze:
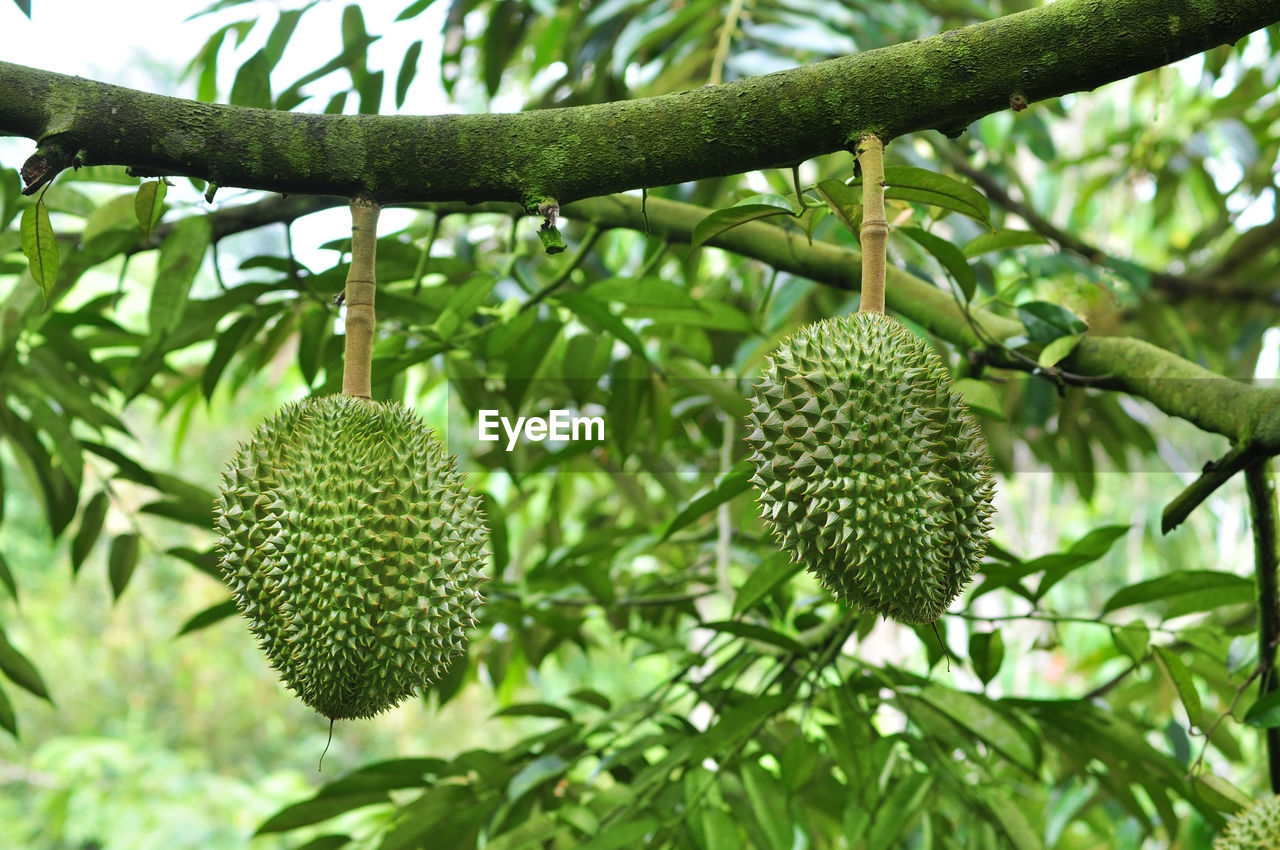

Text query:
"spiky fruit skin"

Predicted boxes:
[[745, 313, 995, 624], [1215, 796, 1280, 850], [213, 394, 487, 720]]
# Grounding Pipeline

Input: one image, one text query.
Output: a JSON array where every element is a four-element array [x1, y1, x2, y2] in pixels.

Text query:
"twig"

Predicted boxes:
[[1162, 441, 1272, 534]]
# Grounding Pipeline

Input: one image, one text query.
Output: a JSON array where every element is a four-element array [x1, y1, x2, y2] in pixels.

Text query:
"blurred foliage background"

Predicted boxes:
[[1, 0, 1279, 848]]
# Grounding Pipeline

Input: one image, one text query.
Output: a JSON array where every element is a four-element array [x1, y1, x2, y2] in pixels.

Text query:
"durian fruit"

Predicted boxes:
[[1215, 796, 1280, 850], [213, 394, 487, 720], [744, 312, 994, 624]]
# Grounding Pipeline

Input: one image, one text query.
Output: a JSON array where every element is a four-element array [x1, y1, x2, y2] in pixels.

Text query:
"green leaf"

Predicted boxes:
[[493, 703, 572, 721], [151, 215, 212, 341], [574, 818, 658, 850], [741, 762, 791, 850], [866, 773, 931, 847], [292, 836, 352, 850], [916, 685, 1035, 771], [884, 165, 989, 223], [0, 626, 51, 701], [177, 599, 238, 636], [1153, 646, 1202, 722], [898, 226, 977, 300], [1102, 571, 1253, 615], [108, 533, 140, 600], [0, 553, 15, 602], [1192, 773, 1251, 813], [981, 790, 1045, 849], [202, 314, 260, 400], [812, 179, 861, 235], [395, 40, 423, 108], [555, 293, 649, 364], [661, 461, 753, 541], [733, 553, 801, 616], [588, 276, 698, 309], [20, 202, 58, 300], [0, 682, 15, 737], [134, 179, 167, 241], [505, 755, 568, 804], [261, 8, 305, 70], [230, 48, 274, 109], [691, 204, 792, 250], [377, 785, 481, 850], [1017, 300, 1087, 344], [431, 273, 498, 341], [701, 620, 805, 655], [962, 229, 1047, 258], [317, 758, 443, 797], [1243, 689, 1280, 729], [969, 630, 1004, 686], [396, 0, 436, 20], [1037, 332, 1083, 368], [257, 792, 390, 834], [952, 377, 1004, 420], [664, 357, 751, 417], [1032, 524, 1129, 600], [700, 807, 740, 850], [70, 490, 110, 575], [1111, 621, 1149, 663]]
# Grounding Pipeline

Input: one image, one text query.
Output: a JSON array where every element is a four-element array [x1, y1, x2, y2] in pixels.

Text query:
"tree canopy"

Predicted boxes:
[[1, 0, 1280, 848]]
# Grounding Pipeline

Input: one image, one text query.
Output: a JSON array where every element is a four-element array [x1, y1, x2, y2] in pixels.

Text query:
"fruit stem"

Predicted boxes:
[[342, 194, 381, 399], [857, 133, 887, 314]]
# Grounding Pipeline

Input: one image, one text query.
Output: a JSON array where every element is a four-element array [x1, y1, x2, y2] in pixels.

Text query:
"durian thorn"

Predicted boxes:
[[855, 133, 887, 315], [342, 194, 382, 400]]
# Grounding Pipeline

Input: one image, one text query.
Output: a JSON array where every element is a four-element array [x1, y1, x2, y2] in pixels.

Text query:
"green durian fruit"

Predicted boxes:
[[213, 394, 488, 720], [1215, 796, 1280, 850], [745, 312, 995, 624]]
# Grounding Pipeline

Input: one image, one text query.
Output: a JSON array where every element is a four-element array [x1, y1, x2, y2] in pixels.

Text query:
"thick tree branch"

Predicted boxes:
[[1245, 461, 1280, 792], [2, 0, 1276, 206], [560, 194, 1280, 453]]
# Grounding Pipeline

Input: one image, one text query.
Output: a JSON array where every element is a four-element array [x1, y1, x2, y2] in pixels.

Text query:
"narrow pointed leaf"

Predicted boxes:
[[20, 202, 58, 300], [134, 180, 167, 241], [1243, 689, 1280, 729], [962, 229, 1047, 258], [151, 215, 212, 341], [884, 166, 989, 223], [898, 226, 977, 300], [108, 533, 140, 600], [70, 490, 110, 575], [691, 204, 792, 250], [177, 599, 239, 636], [1153, 646, 1202, 722], [661, 461, 753, 541], [0, 627, 51, 701]]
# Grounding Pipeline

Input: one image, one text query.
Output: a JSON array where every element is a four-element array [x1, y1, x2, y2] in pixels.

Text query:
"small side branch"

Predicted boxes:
[[341, 195, 381, 400], [1246, 460, 1280, 793], [857, 134, 887, 315], [1162, 442, 1271, 533]]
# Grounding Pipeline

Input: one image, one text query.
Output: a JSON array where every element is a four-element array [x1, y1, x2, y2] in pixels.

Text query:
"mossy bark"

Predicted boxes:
[[558, 193, 1280, 454], [3, 0, 1276, 205]]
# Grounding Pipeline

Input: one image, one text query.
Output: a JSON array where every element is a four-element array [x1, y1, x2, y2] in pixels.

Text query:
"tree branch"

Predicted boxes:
[[1245, 461, 1280, 792], [942, 150, 1280, 305], [560, 193, 1280, 453], [2, 0, 1275, 206]]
